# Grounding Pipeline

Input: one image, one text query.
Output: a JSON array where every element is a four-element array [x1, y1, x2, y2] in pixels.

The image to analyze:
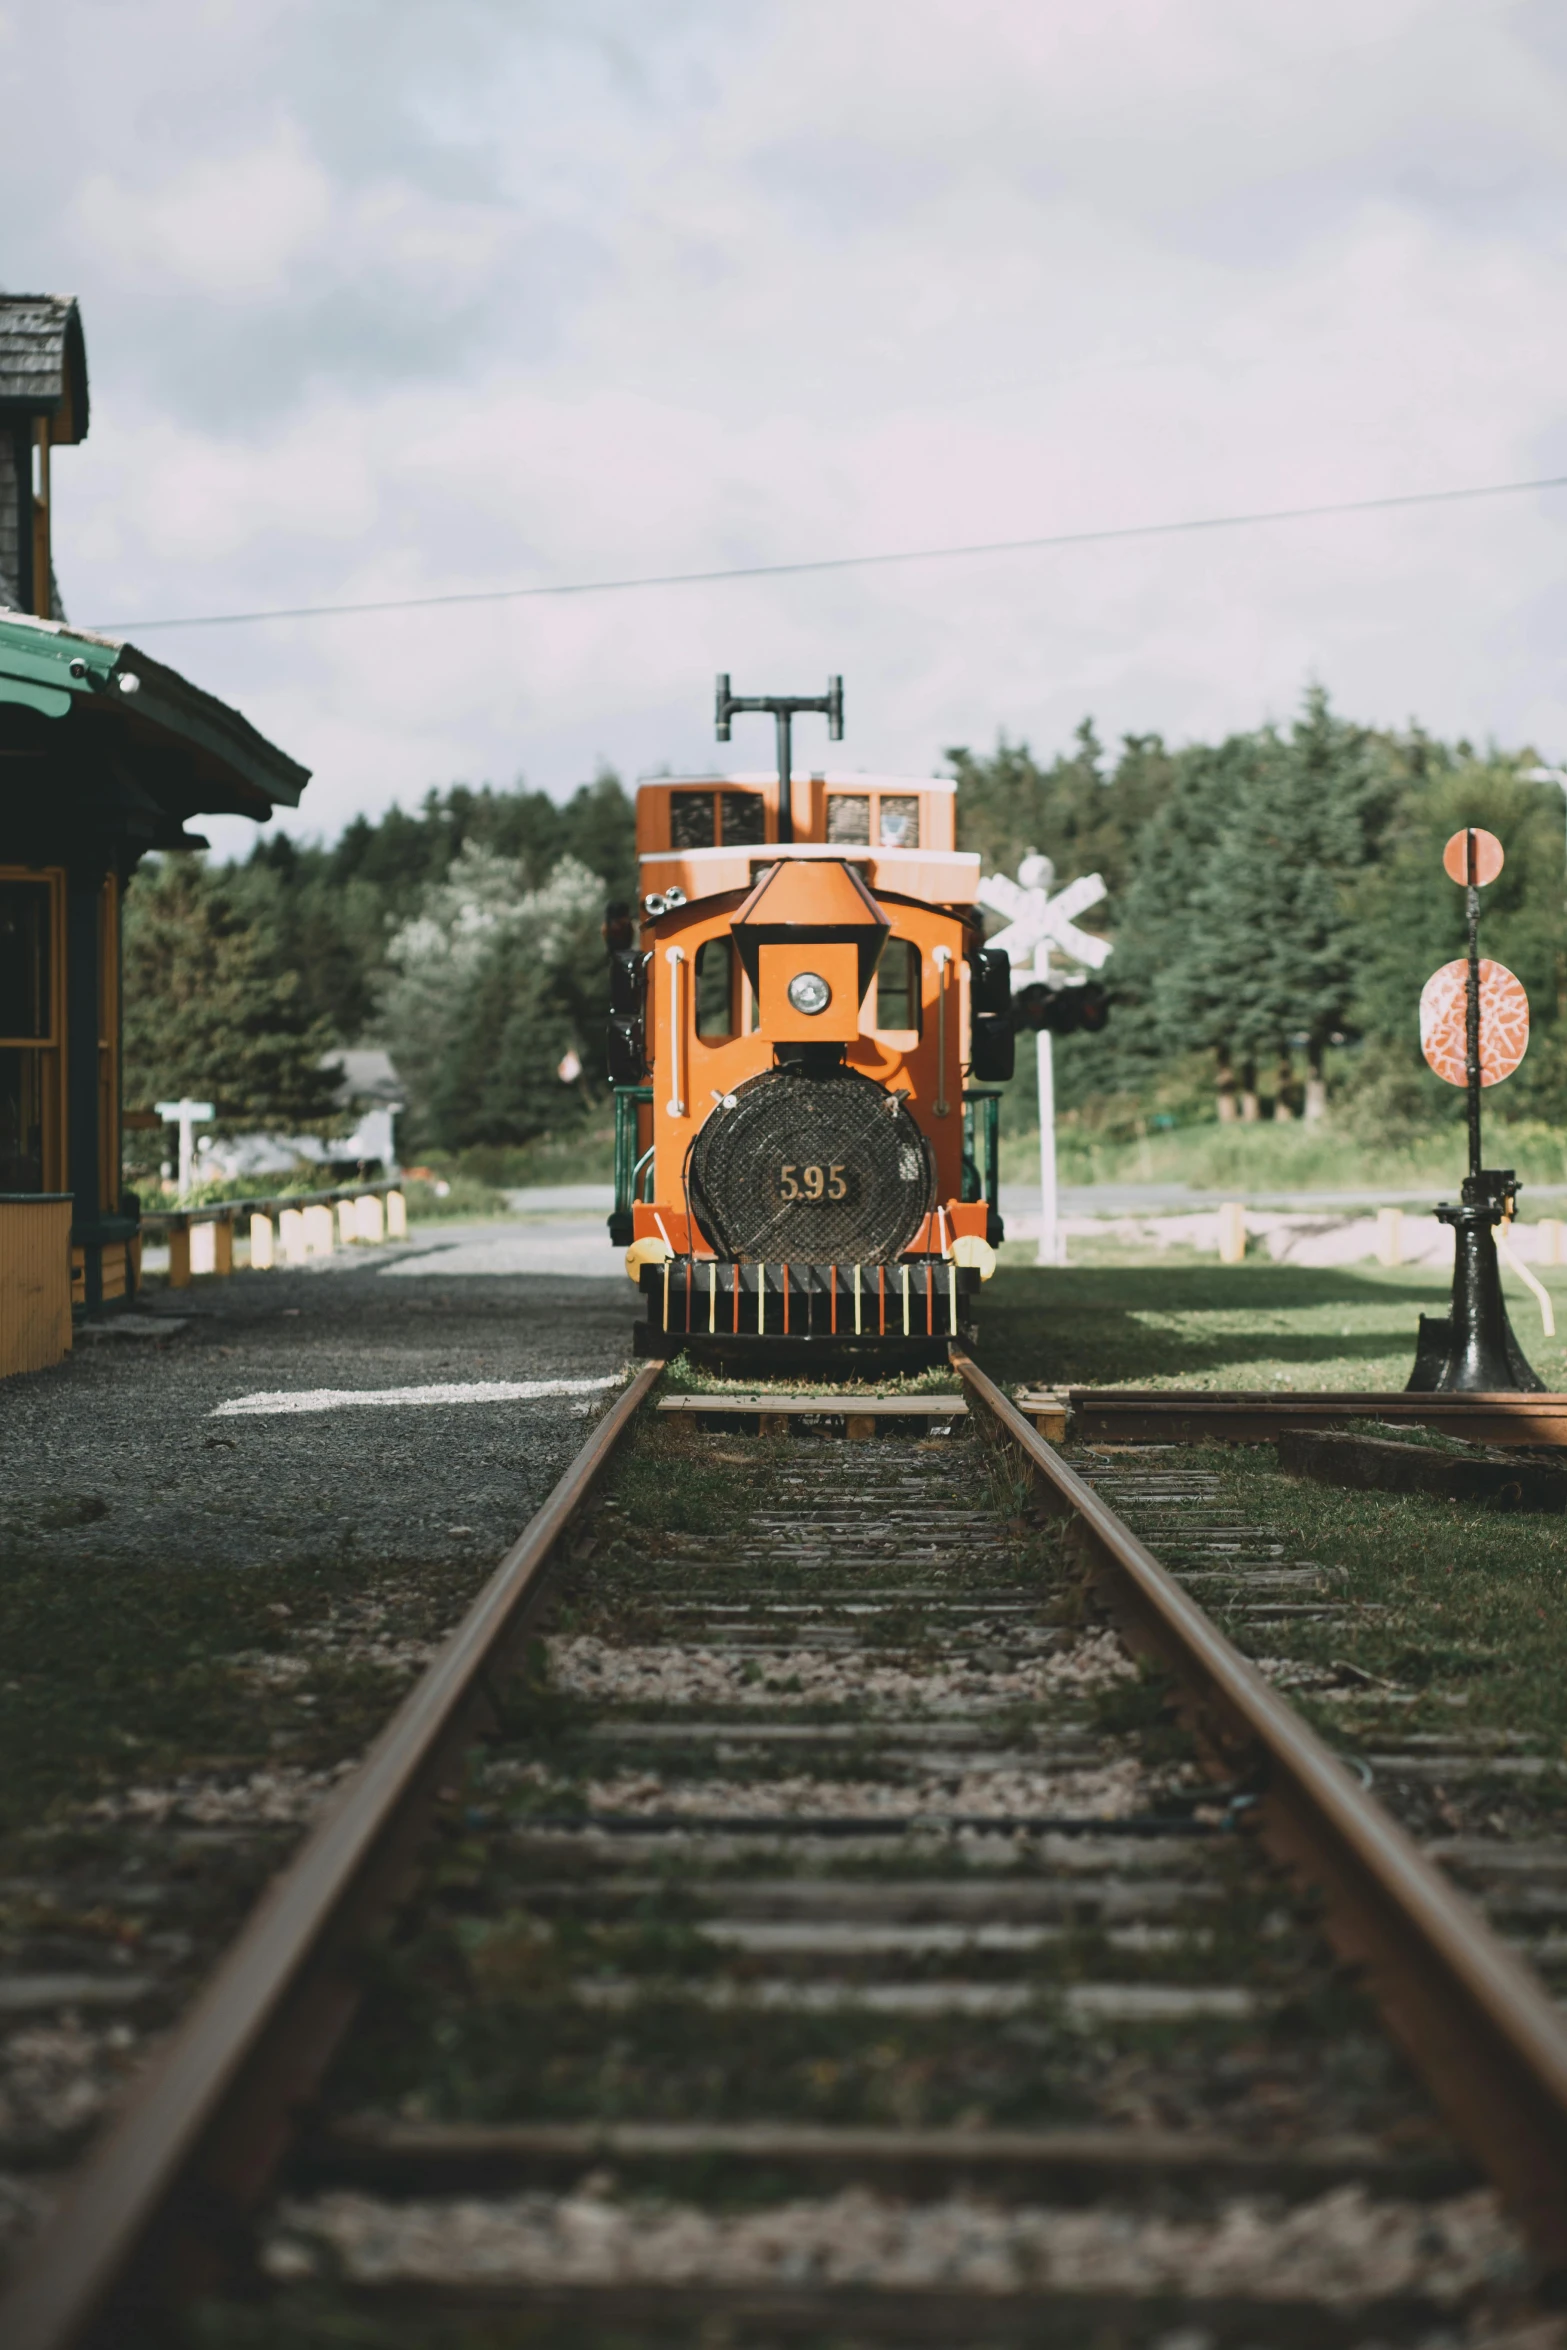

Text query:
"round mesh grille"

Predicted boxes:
[[688, 1065, 935, 1263]]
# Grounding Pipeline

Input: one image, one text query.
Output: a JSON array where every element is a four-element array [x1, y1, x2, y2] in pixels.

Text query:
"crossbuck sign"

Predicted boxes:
[[976, 855, 1112, 1266], [977, 857, 1113, 978]]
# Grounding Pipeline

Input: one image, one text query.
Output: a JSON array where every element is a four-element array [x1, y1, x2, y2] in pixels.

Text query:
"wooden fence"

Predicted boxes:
[[138, 1180, 408, 1289]]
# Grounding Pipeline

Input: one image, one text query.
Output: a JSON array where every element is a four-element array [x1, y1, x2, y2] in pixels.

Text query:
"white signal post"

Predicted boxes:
[[155, 1098, 215, 1199], [977, 856, 1112, 1268]]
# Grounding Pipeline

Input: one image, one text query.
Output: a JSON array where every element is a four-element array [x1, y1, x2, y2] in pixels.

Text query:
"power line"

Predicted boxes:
[[90, 469, 1567, 634]]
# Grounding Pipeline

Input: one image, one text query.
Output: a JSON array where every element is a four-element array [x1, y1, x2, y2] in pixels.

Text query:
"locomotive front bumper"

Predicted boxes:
[[634, 1255, 980, 1375]]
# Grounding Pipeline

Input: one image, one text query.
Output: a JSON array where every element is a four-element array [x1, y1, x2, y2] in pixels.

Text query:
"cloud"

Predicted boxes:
[[76, 127, 333, 302], [6, 0, 1567, 856]]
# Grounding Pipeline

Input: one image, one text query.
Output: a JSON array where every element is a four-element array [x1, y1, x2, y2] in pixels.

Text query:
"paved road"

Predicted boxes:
[[499, 1180, 1567, 1226], [1002, 1180, 1567, 1215], [394, 1214, 622, 1281]]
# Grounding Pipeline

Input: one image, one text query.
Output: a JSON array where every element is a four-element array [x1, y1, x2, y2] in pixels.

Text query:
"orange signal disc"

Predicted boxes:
[[1419, 958, 1529, 1087], [1442, 827, 1504, 886]]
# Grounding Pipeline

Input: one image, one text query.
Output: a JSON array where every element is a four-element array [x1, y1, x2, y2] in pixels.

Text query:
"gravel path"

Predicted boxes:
[[0, 1225, 640, 2272], [0, 1222, 633, 1575]]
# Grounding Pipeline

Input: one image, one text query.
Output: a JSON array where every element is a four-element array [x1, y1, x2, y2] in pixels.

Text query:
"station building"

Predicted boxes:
[[0, 294, 310, 1370]]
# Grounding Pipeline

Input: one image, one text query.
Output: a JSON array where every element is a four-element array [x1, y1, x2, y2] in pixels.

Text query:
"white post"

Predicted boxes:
[[1035, 938, 1060, 1268], [976, 854, 1110, 1278], [155, 1098, 215, 1199]]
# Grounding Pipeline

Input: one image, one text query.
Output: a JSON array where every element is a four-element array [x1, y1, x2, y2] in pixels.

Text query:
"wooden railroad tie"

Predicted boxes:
[[1016, 1387, 1567, 1449], [655, 1393, 974, 1440]]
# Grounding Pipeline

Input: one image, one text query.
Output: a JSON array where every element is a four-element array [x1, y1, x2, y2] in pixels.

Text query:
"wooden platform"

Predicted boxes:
[[1020, 1388, 1567, 1448]]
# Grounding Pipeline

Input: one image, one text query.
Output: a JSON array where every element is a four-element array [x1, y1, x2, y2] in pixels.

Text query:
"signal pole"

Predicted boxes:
[[1032, 933, 1060, 1267]]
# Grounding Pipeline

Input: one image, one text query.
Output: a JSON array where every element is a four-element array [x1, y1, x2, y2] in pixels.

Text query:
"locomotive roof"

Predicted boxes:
[[641, 770, 956, 792]]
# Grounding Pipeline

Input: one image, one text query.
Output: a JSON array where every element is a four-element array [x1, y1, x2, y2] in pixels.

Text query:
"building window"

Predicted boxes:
[[825, 793, 871, 845], [98, 875, 121, 1214], [878, 795, 920, 848], [0, 1049, 46, 1190], [720, 791, 766, 846], [670, 792, 717, 850], [695, 938, 734, 1039], [0, 871, 62, 1192], [875, 938, 921, 1033], [0, 877, 51, 1039]]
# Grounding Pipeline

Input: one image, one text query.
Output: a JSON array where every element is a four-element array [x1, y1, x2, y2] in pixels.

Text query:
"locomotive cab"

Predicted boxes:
[[609, 695, 1010, 1373]]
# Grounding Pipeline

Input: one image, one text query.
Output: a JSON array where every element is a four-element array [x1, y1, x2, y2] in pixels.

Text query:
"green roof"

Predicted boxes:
[[0, 612, 309, 818]]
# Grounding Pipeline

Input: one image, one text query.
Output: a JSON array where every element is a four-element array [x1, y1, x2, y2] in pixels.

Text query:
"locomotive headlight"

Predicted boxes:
[[787, 971, 832, 1016]]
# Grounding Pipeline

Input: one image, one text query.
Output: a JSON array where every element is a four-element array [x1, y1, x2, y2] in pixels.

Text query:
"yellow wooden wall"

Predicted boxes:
[[0, 1197, 72, 1377]]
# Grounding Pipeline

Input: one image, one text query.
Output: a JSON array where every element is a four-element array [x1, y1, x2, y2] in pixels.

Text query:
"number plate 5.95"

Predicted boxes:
[[779, 1163, 848, 1202]]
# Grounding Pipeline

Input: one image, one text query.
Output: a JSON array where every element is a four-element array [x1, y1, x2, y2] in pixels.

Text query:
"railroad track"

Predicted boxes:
[[4, 1355, 1567, 2347]]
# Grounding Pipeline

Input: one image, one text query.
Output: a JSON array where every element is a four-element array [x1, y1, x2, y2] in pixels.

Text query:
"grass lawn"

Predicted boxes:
[[970, 1247, 1567, 1766], [975, 1249, 1567, 1392], [1001, 1116, 1567, 1195], [1160, 1445, 1567, 1754]]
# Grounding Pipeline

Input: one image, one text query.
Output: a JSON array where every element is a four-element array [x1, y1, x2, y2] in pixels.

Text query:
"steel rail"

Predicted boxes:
[[0, 1356, 666, 2350], [953, 1347, 1567, 2268]]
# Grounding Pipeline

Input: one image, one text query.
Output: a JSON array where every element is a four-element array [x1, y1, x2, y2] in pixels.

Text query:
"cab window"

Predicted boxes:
[[825, 793, 871, 845], [670, 792, 716, 850], [720, 791, 766, 846], [877, 795, 920, 848], [875, 938, 921, 1032], [695, 938, 734, 1039]]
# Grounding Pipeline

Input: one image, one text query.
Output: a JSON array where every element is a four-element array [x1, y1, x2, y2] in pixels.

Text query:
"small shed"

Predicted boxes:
[[0, 294, 310, 1351]]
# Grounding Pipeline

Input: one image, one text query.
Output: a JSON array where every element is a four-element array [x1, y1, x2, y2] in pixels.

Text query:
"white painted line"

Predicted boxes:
[[211, 1376, 623, 1419]]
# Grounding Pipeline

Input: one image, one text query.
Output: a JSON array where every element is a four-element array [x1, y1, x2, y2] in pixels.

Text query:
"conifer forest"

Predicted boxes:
[[122, 693, 1567, 1172]]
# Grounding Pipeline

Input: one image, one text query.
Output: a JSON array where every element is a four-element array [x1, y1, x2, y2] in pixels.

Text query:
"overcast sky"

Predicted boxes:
[[9, 0, 1567, 855]]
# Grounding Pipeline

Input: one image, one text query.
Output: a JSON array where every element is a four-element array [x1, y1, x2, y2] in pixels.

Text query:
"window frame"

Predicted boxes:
[[693, 935, 737, 1041], [0, 865, 66, 1194], [873, 936, 922, 1037]]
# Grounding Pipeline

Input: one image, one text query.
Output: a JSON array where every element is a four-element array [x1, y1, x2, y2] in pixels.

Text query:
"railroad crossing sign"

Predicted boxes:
[[977, 854, 1113, 1270], [976, 856, 1114, 975]]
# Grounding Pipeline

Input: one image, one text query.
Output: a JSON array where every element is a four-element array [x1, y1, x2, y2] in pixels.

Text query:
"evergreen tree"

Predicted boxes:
[[948, 722, 1173, 902], [122, 857, 340, 1126], [1349, 757, 1567, 1135], [1109, 733, 1256, 1104], [378, 848, 605, 1150], [1112, 693, 1401, 1117], [234, 770, 635, 1049]]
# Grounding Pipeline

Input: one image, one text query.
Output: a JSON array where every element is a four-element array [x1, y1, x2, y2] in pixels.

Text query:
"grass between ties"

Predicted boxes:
[[972, 1251, 1567, 1776], [314, 1410, 1431, 2166], [0, 1514, 486, 1845], [1148, 1444, 1567, 1766]]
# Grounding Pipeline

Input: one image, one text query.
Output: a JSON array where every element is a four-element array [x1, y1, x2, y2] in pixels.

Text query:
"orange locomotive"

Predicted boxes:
[[605, 678, 1013, 1373]]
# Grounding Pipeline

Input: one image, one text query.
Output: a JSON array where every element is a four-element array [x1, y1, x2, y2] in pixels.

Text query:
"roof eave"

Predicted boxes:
[[0, 615, 309, 814]]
